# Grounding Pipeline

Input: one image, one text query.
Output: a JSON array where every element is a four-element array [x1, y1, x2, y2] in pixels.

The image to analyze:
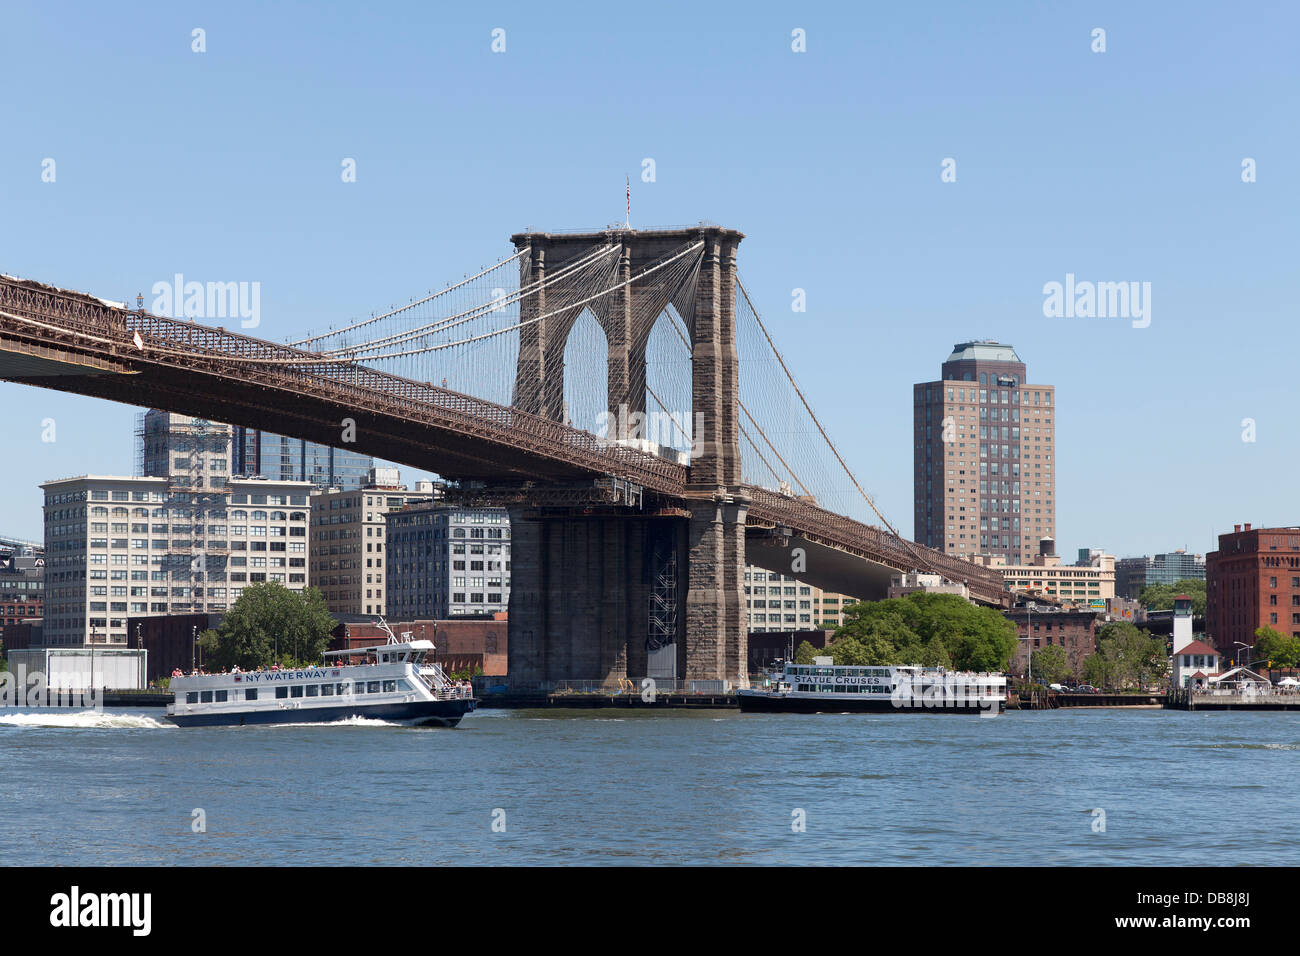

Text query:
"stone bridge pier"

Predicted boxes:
[[505, 226, 749, 686]]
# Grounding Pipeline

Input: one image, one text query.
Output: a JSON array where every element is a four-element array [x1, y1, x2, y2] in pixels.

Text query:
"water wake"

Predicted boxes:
[[0, 710, 173, 730], [255, 715, 404, 728]]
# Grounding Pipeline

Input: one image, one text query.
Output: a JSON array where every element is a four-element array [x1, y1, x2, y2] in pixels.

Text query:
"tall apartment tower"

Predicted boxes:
[[913, 341, 1056, 566]]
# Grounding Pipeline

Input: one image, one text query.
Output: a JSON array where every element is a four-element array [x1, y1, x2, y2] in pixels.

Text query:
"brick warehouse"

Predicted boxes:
[[1003, 607, 1098, 679], [1206, 523, 1300, 658]]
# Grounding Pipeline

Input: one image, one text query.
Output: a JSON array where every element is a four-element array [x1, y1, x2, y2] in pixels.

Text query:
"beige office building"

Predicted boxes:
[[914, 341, 1056, 567], [973, 539, 1115, 606], [42, 473, 312, 647], [309, 470, 438, 616]]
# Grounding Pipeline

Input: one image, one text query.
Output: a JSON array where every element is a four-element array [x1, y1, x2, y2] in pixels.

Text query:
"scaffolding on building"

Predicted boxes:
[[135, 412, 233, 614]]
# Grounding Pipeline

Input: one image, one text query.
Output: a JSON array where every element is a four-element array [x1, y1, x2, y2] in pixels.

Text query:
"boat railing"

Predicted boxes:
[[413, 663, 474, 700]]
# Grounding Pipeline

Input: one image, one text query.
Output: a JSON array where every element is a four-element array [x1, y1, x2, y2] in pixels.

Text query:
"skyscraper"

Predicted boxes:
[[913, 341, 1056, 566], [232, 427, 374, 491]]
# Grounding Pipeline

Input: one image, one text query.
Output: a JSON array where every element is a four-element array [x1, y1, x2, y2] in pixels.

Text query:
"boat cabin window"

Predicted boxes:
[[291, 686, 304, 698], [200, 691, 213, 703], [383, 680, 397, 693], [354, 682, 366, 695], [245, 689, 258, 701], [367, 681, 381, 694], [186, 692, 199, 704], [321, 684, 335, 697], [336, 683, 349, 696], [275, 687, 288, 699], [306, 685, 319, 697], [214, 690, 228, 703]]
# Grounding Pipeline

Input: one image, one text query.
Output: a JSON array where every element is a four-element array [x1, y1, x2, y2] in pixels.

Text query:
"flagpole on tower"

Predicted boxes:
[[625, 175, 631, 229]]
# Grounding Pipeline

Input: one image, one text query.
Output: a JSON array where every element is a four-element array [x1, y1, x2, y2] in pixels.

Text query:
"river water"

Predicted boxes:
[[1, 707, 1296, 866]]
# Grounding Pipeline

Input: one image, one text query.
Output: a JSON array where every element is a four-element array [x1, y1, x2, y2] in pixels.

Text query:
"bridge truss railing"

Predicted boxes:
[[0, 276, 687, 495], [744, 485, 1008, 605], [1, 273, 1007, 605]]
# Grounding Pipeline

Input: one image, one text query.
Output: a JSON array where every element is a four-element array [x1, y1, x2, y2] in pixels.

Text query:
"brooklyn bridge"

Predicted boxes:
[[0, 225, 1007, 686]]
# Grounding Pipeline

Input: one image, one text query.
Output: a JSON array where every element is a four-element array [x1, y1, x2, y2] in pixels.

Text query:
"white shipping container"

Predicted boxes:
[[6, 648, 146, 690]]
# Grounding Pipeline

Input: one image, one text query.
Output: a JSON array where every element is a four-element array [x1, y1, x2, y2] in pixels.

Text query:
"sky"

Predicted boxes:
[[1, 0, 1297, 558]]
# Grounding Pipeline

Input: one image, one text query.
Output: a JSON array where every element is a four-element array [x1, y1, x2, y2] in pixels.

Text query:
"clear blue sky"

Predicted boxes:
[[1, 0, 1297, 559]]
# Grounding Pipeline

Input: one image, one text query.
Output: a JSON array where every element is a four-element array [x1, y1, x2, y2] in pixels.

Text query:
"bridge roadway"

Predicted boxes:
[[0, 273, 1008, 606]]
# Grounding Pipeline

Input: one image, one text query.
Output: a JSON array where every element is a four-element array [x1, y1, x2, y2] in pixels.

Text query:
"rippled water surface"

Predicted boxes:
[[1, 706, 1297, 865]]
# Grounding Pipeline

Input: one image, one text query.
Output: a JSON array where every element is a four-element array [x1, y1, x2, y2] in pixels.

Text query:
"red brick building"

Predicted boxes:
[[129, 613, 224, 683], [1206, 523, 1300, 657], [1003, 607, 1098, 678], [126, 612, 511, 683], [0, 554, 43, 648]]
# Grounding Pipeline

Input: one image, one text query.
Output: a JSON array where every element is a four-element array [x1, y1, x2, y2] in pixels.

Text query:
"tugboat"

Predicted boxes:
[[166, 620, 476, 728], [738, 656, 1006, 716]]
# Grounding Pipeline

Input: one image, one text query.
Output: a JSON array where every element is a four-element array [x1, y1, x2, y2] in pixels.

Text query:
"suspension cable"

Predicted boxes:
[[736, 278, 939, 573], [292, 246, 531, 347]]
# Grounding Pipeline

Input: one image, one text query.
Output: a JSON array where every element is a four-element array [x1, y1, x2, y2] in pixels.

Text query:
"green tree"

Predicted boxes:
[[793, 640, 818, 665], [197, 583, 336, 671], [1030, 645, 1071, 684], [1138, 579, 1206, 617], [1082, 652, 1109, 688], [1253, 626, 1300, 669], [1086, 622, 1167, 689], [828, 592, 1017, 671]]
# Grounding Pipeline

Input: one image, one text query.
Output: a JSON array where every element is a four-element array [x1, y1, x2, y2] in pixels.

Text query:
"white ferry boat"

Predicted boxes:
[[738, 657, 1006, 716], [166, 622, 476, 728]]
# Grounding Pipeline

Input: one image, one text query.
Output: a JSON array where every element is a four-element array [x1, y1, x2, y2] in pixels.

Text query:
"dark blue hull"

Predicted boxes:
[[167, 698, 476, 728]]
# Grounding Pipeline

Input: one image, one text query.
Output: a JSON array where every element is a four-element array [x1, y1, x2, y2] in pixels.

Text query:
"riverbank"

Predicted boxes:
[[67, 688, 1300, 712]]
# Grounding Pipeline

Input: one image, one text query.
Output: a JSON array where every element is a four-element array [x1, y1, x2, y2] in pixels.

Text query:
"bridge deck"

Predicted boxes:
[[0, 272, 1008, 605]]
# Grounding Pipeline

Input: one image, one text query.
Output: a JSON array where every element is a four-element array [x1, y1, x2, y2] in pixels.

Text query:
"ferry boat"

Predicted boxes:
[[737, 657, 1006, 716], [166, 622, 476, 728]]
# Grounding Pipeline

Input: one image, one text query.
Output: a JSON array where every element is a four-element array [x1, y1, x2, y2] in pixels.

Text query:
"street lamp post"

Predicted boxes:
[[1234, 642, 1250, 670], [1015, 604, 1034, 683], [1026, 603, 1033, 683]]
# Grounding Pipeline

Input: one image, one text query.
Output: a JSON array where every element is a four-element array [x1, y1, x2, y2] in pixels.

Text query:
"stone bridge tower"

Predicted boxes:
[[504, 226, 749, 686]]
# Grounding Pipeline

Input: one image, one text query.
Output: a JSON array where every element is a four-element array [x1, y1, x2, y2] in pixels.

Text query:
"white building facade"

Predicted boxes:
[[309, 474, 437, 616], [42, 474, 312, 647]]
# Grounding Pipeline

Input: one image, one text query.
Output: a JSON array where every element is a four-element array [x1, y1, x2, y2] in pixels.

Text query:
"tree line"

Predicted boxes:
[[794, 593, 1169, 689]]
